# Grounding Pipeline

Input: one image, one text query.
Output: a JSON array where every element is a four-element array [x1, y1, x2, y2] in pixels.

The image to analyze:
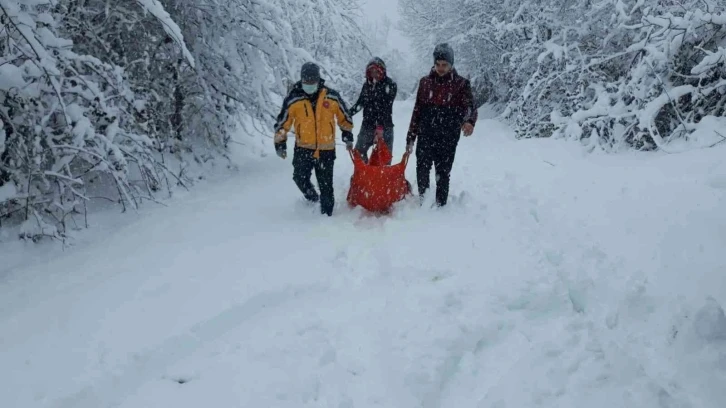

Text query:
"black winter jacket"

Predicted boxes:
[[349, 76, 397, 128]]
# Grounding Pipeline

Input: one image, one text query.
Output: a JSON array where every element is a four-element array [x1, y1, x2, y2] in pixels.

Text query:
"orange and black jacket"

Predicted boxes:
[[274, 80, 354, 155]]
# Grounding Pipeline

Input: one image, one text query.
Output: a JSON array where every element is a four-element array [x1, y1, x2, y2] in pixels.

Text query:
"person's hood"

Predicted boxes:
[[366, 57, 387, 82]]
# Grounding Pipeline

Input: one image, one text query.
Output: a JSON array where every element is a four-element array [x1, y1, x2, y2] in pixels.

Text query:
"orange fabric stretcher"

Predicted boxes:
[[346, 138, 412, 213]]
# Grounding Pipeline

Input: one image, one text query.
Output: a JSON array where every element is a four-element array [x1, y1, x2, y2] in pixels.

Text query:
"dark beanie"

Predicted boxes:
[[433, 43, 454, 66], [301, 62, 321, 82]]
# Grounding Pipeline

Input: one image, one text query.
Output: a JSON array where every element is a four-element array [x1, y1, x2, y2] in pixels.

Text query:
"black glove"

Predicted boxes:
[[342, 130, 354, 144], [342, 130, 354, 150], [275, 142, 287, 159]]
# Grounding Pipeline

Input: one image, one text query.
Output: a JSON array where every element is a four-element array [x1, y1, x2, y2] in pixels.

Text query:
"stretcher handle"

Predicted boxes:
[[401, 151, 410, 167], [348, 149, 359, 163]]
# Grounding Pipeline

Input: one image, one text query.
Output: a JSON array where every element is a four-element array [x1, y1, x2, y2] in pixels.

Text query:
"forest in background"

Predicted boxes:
[[400, 0, 726, 150]]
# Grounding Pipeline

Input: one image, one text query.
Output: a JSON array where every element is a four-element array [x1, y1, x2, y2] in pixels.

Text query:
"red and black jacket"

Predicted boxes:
[[406, 68, 478, 144]]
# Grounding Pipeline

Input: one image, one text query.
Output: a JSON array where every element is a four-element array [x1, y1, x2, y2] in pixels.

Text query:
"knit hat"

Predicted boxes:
[[301, 62, 321, 82], [433, 43, 454, 66]]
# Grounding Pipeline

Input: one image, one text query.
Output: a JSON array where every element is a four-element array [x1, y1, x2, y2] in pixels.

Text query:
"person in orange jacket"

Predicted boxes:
[[273, 62, 355, 216]]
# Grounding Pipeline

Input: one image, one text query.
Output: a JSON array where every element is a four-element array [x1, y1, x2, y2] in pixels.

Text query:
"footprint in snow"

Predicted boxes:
[[708, 177, 726, 190], [694, 297, 726, 342]]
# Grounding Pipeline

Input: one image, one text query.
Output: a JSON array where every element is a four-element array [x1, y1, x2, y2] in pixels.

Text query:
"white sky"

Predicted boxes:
[[358, 0, 412, 55]]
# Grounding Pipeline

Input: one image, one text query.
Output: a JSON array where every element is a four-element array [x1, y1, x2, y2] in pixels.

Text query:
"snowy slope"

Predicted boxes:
[[2, 101, 726, 408]]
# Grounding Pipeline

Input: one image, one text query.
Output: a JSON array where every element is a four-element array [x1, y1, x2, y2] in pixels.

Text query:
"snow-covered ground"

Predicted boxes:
[[2, 100, 726, 408]]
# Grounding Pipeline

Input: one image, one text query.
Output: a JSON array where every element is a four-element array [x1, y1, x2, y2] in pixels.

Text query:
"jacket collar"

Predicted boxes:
[[428, 67, 457, 82]]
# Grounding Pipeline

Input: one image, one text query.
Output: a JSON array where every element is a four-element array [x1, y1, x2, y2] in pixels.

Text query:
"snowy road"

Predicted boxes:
[[2, 101, 726, 408]]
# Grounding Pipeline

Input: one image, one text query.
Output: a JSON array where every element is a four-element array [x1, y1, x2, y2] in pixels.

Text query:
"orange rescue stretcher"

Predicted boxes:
[[346, 137, 413, 213]]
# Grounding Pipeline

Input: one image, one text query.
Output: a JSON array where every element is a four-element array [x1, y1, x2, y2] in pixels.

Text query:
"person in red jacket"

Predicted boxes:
[[405, 43, 477, 207]]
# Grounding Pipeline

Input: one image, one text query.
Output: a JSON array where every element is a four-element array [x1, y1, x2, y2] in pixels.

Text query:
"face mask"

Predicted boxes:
[[302, 83, 318, 94]]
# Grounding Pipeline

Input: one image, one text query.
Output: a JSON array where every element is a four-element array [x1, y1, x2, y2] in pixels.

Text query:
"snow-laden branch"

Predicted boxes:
[[135, 0, 195, 68], [398, 0, 726, 151]]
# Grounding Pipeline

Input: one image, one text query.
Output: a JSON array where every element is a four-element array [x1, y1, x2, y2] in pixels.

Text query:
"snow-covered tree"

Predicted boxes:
[[400, 0, 726, 151], [0, 0, 186, 240], [398, 0, 509, 106], [503, 0, 726, 150], [54, 0, 295, 159], [361, 15, 419, 100], [278, 0, 371, 101], [1, 0, 370, 240]]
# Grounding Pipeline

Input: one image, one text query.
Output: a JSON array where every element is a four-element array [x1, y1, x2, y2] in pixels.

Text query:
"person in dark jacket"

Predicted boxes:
[[405, 43, 477, 207], [349, 57, 398, 163], [274, 62, 355, 216]]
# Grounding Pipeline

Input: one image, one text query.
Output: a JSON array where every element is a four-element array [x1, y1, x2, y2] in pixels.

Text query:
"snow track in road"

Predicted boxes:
[[51, 284, 328, 408]]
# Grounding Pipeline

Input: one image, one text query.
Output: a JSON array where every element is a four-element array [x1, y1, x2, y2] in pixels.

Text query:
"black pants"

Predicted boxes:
[[415, 132, 460, 207], [292, 146, 335, 216]]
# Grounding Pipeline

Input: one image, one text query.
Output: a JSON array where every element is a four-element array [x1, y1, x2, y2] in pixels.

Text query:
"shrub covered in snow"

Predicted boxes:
[[0, 0, 370, 240], [1, 0, 168, 241], [400, 0, 726, 151]]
